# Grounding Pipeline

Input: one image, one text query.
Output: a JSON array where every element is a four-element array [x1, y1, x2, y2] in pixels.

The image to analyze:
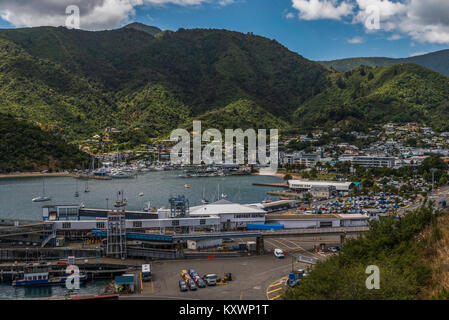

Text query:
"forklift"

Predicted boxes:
[[216, 273, 233, 285]]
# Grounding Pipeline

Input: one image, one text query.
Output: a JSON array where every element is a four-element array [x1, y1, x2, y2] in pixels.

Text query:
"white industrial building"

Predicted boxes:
[[338, 155, 397, 168], [189, 199, 267, 231], [288, 180, 355, 195]]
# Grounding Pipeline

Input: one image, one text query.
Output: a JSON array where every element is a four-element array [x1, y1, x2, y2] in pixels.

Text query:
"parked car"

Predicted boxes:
[[179, 280, 188, 292], [187, 279, 197, 290], [195, 276, 206, 288], [203, 274, 217, 286], [274, 248, 285, 258], [328, 247, 338, 253]]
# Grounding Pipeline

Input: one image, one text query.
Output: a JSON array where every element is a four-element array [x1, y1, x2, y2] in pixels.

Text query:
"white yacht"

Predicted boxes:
[[32, 177, 51, 202]]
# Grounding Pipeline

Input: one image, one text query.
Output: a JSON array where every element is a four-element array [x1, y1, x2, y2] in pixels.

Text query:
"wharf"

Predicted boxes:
[[252, 182, 289, 188]]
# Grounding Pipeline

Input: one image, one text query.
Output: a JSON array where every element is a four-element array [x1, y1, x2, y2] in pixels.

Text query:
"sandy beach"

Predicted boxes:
[[254, 170, 302, 179], [0, 172, 76, 179]]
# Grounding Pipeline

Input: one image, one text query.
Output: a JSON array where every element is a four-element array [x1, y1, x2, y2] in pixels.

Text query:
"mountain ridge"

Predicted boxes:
[[319, 49, 449, 76]]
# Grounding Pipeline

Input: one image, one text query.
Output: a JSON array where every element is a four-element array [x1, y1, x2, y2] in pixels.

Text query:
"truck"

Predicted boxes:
[[142, 264, 151, 282], [287, 269, 305, 287]]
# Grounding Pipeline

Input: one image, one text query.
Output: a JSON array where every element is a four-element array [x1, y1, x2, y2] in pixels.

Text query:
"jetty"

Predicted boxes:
[[252, 182, 289, 188]]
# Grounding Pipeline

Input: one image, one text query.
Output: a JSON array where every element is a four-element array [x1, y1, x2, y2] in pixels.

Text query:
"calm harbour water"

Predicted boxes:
[[0, 280, 110, 300], [0, 171, 283, 220], [0, 171, 282, 299]]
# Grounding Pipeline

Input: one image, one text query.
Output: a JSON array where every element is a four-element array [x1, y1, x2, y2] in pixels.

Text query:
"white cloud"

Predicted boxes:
[[291, 0, 354, 21], [387, 34, 401, 41], [347, 36, 364, 43], [285, 12, 296, 19], [0, 0, 221, 30], [218, 0, 235, 6], [289, 0, 449, 44]]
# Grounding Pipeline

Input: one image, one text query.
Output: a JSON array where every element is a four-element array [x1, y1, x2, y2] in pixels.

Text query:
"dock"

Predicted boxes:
[[252, 182, 289, 188]]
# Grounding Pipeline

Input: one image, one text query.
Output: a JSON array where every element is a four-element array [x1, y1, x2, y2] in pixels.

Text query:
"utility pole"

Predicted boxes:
[[430, 168, 438, 192]]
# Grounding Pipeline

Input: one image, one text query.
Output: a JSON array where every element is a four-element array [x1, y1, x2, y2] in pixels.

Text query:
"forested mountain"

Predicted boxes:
[[0, 25, 329, 139], [320, 49, 449, 76], [1, 24, 449, 172], [0, 113, 89, 173], [293, 64, 449, 131]]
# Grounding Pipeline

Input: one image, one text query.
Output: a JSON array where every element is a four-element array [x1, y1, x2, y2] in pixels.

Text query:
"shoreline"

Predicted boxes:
[[254, 171, 302, 179], [0, 172, 76, 179]]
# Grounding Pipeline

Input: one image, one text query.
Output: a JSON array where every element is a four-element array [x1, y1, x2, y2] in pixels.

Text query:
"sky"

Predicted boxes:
[[0, 0, 448, 61]]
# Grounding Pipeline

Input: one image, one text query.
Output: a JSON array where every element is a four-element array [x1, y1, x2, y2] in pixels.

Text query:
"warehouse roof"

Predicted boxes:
[[288, 180, 354, 191], [190, 200, 266, 216]]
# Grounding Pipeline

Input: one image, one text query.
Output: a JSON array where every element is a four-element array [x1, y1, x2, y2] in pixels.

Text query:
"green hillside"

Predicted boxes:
[[0, 113, 89, 173], [0, 25, 329, 138], [320, 49, 449, 76], [1, 24, 449, 163], [283, 204, 449, 300], [191, 99, 289, 131], [293, 64, 449, 131]]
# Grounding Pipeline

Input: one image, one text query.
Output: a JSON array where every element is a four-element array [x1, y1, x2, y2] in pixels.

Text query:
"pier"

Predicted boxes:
[[252, 182, 289, 188], [0, 257, 141, 283]]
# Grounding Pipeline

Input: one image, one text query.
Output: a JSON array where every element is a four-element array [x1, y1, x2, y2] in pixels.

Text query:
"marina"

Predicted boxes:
[[0, 170, 284, 220]]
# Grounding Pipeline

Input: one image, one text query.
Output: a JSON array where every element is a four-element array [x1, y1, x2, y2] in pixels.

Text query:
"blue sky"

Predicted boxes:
[[0, 0, 448, 61]]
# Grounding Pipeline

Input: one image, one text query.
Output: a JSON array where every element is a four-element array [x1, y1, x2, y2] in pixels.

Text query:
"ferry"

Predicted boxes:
[[12, 264, 87, 287]]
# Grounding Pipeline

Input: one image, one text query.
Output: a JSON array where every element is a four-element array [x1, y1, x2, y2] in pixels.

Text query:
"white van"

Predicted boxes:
[[274, 249, 285, 258]]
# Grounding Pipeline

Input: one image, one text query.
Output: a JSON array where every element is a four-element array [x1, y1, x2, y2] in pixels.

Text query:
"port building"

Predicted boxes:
[[288, 180, 356, 195]]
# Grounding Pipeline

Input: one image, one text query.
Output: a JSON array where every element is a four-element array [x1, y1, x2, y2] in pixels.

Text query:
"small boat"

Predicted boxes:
[[201, 186, 209, 204], [184, 184, 191, 188], [12, 263, 87, 287], [139, 192, 144, 197], [32, 196, 51, 202], [221, 193, 228, 199], [110, 171, 131, 179], [114, 200, 128, 208], [114, 190, 128, 208], [32, 177, 51, 202], [143, 201, 151, 212]]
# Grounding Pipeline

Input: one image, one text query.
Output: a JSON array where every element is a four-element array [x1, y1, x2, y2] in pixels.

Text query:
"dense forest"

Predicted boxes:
[[0, 113, 89, 173], [1, 24, 448, 143], [320, 49, 449, 76], [1, 24, 449, 171]]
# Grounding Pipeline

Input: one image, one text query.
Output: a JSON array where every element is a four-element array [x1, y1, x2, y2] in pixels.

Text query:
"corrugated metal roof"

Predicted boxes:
[[190, 201, 266, 216], [266, 214, 340, 220]]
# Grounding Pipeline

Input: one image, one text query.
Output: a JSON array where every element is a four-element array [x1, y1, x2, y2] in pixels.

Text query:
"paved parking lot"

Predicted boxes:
[[132, 255, 310, 300], [263, 235, 340, 254]]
